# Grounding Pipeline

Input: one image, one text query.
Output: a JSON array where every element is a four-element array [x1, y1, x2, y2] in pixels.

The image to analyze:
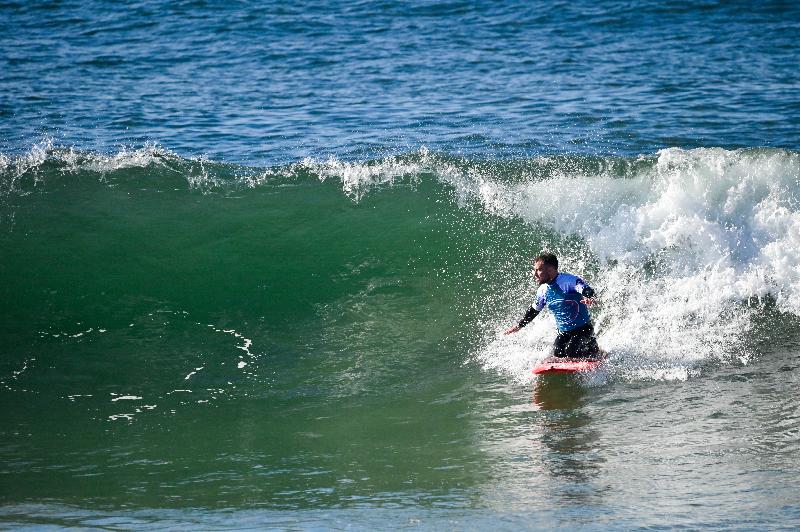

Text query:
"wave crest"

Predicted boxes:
[[2, 141, 798, 380]]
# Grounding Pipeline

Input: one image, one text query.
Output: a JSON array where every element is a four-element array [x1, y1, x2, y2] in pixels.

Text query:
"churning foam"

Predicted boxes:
[[296, 147, 800, 381], [457, 147, 800, 381]]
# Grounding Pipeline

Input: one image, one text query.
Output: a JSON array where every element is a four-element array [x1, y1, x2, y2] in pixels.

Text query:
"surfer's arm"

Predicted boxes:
[[504, 306, 539, 335], [518, 305, 540, 327], [505, 285, 547, 335]]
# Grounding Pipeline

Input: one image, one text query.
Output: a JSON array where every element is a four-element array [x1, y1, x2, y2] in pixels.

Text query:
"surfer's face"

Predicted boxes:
[[534, 260, 557, 284]]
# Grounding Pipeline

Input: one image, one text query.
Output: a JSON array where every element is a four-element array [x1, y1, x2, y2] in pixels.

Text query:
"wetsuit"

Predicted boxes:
[[516, 272, 600, 358]]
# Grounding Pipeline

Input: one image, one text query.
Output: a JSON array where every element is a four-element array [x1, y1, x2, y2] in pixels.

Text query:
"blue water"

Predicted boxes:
[[2, 1, 798, 164], [2, 1, 800, 530]]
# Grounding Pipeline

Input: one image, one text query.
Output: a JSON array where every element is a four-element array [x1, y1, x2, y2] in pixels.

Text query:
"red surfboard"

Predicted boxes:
[[532, 356, 604, 375]]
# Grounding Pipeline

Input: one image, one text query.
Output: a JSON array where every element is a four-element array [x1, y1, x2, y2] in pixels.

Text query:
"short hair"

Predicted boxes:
[[534, 252, 558, 269]]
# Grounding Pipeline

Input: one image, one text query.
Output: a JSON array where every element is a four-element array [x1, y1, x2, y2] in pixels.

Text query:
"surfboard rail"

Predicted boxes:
[[532, 356, 605, 375]]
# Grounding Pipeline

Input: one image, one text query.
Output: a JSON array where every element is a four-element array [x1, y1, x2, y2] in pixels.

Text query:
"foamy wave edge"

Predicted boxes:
[[470, 147, 800, 383]]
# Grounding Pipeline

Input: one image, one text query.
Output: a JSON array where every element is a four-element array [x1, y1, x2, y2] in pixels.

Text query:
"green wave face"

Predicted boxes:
[[2, 144, 800, 509], [3, 144, 800, 383]]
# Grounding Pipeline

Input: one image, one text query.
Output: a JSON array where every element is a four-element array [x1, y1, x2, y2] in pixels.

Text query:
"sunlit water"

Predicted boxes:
[[2, 0, 800, 529]]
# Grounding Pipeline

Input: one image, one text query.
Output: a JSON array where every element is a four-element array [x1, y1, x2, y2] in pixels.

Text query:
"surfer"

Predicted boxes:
[[504, 252, 600, 358]]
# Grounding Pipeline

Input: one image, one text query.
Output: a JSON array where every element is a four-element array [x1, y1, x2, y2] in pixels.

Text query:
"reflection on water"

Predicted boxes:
[[476, 374, 609, 512], [531, 375, 606, 502], [532, 374, 588, 411]]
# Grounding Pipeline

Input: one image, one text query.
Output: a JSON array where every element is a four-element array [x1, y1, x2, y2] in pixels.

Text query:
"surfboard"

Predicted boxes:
[[532, 356, 604, 375]]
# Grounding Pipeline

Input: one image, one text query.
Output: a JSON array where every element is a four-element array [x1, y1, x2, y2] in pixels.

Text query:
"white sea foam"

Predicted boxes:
[[455, 147, 800, 382], [0, 139, 199, 199], [110, 395, 143, 402], [300, 148, 800, 382], [299, 149, 433, 201], [1, 138, 179, 176]]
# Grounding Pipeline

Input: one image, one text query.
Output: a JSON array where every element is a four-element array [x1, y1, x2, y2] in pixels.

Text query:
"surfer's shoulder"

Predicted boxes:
[[557, 272, 580, 284]]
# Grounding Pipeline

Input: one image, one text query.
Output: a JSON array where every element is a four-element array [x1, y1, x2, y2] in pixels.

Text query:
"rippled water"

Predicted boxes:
[[2, 1, 800, 529], [2, 1, 799, 163]]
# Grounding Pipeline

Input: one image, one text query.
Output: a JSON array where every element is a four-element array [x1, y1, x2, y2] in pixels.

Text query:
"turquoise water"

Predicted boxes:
[[2, 1, 800, 529]]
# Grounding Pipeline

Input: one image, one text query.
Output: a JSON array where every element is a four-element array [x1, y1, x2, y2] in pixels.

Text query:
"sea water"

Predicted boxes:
[[1, 1, 799, 529]]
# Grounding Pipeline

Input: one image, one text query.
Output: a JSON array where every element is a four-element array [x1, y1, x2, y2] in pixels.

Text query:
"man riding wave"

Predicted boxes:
[[505, 252, 601, 359]]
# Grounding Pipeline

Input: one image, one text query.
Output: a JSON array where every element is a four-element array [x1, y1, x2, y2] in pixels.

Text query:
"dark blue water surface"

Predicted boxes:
[[2, 0, 798, 164]]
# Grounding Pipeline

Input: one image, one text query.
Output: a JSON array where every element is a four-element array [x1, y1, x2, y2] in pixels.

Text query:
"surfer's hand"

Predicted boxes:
[[504, 326, 521, 335], [582, 297, 596, 306]]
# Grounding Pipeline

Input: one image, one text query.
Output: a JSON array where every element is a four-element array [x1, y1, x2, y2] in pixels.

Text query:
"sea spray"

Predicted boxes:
[[2, 144, 799, 384], [470, 148, 800, 381], [235, 146, 800, 381]]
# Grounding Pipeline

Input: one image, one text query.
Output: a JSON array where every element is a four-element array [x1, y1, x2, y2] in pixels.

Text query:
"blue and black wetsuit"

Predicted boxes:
[[517, 273, 600, 358]]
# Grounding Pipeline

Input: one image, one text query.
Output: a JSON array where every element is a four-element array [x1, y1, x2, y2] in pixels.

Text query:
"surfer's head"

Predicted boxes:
[[534, 252, 558, 284]]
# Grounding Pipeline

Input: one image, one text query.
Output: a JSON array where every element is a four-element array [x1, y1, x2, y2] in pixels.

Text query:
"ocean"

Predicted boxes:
[[1, 1, 799, 529]]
